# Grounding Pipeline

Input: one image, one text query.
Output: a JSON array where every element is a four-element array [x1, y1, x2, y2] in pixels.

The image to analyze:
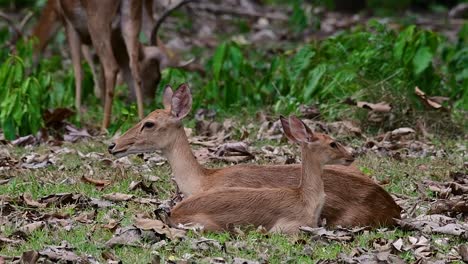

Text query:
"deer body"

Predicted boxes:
[[110, 84, 401, 227], [31, 0, 192, 129], [170, 116, 347, 233]]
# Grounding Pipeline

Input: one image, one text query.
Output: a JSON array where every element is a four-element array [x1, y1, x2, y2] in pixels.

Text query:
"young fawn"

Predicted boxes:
[[109, 84, 401, 227], [168, 115, 353, 233]]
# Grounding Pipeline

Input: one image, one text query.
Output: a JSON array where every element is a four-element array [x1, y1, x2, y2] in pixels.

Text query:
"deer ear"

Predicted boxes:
[[288, 116, 316, 143], [171, 83, 192, 119], [280, 115, 299, 143], [163, 85, 173, 110]]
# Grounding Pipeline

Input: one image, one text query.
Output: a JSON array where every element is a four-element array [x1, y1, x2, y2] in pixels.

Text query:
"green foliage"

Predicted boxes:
[[188, 22, 465, 131], [0, 40, 77, 139], [440, 24, 468, 111], [0, 42, 50, 139]]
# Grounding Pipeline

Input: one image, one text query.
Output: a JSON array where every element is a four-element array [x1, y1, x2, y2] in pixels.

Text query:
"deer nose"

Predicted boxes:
[[108, 143, 116, 153]]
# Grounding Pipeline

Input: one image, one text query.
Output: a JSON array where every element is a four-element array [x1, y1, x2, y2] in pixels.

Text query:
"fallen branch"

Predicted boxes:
[[189, 3, 288, 21]]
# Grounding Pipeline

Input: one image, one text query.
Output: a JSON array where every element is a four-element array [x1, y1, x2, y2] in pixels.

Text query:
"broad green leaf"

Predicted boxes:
[[2, 117, 16, 140], [394, 25, 415, 61], [413, 46, 433, 75]]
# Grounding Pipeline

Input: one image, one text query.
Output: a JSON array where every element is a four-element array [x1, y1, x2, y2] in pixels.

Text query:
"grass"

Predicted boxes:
[[0, 122, 466, 263]]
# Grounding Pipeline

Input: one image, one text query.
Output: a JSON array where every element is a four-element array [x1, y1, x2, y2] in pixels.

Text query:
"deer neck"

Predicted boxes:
[[162, 127, 204, 197], [299, 148, 325, 203]]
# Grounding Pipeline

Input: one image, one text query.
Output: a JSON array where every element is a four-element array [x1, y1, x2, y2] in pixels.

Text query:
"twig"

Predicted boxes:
[[19, 11, 34, 31], [189, 3, 288, 21], [0, 11, 22, 38], [151, 0, 199, 46]]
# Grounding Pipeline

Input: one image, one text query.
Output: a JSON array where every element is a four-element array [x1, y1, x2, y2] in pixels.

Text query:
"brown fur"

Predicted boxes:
[[170, 116, 351, 233], [110, 84, 401, 228], [30, 0, 191, 128]]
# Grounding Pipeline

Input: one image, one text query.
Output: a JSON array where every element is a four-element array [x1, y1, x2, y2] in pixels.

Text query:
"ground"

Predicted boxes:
[[0, 117, 466, 263]]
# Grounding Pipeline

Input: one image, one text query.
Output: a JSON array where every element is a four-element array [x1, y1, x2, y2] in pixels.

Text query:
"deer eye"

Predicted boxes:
[[143, 122, 155, 129], [330, 142, 338, 149]]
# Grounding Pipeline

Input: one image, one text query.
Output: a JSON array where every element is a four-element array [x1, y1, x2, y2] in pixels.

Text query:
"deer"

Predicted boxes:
[[31, 0, 194, 129], [109, 84, 401, 227], [167, 115, 354, 233]]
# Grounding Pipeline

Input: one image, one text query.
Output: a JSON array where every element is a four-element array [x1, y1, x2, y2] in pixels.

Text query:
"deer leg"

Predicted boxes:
[[142, 0, 155, 41], [65, 20, 83, 112], [81, 45, 104, 101], [121, 0, 144, 119], [84, 0, 119, 129]]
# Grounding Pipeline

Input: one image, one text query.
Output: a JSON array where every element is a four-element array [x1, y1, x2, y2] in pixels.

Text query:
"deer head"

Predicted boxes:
[[108, 83, 192, 157], [280, 115, 355, 166]]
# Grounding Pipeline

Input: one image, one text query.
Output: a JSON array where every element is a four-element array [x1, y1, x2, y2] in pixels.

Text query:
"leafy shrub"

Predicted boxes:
[[0, 40, 76, 139], [181, 21, 465, 132], [0, 44, 50, 139]]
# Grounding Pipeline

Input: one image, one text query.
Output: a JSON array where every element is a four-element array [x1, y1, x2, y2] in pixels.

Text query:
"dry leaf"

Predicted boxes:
[[459, 245, 468, 262], [357, 101, 392, 112], [64, 125, 92, 142], [21, 193, 47, 208], [415, 87, 448, 111], [134, 217, 186, 240], [105, 227, 142, 248], [102, 193, 134, 202], [11, 135, 37, 147], [18, 221, 45, 234], [81, 175, 111, 188], [74, 210, 96, 224], [39, 241, 81, 262], [20, 251, 40, 264]]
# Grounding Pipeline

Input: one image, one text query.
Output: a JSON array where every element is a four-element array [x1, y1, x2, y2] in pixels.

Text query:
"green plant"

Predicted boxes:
[[0, 40, 79, 139], [0, 42, 51, 139], [180, 22, 464, 134]]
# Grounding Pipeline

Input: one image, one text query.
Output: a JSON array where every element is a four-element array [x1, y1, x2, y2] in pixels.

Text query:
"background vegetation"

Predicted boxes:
[[0, 1, 466, 138]]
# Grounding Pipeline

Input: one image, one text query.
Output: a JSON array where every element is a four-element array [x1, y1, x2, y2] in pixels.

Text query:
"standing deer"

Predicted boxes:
[[109, 84, 401, 227], [168, 115, 354, 233], [31, 0, 193, 129]]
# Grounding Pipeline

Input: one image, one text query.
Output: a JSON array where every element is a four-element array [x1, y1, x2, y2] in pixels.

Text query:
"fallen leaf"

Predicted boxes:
[[39, 241, 82, 262], [429, 195, 468, 215], [232, 258, 259, 264], [105, 227, 142, 248], [129, 181, 158, 195], [21, 193, 47, 208], [81, 175, 111, 187], [299, 104, 320, 119], [102, 250, 121, 263], [11, 135, 37, 147], [64, 125, 92, 142], [459, 245, 468, 262], [358, 101, 392, 112], [300, 226, 368, 242], [392, 238, 404, 251], [415, 87, 448, 111], [18, 221, 45, 234], [134, 217, 186, 240], [74, 210, 97, 224], [191, 238, 223, 251], [102, 193, 134, 202], [20, 250, 40, 264], [102, 219, 120, 231], [0, 235, 22, 246], [39, 193, 88, 208]]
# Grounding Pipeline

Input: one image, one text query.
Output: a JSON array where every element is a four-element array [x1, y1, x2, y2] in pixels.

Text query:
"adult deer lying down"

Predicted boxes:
[[168, 116, 353, 233], [109, 84, 401, 227]]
